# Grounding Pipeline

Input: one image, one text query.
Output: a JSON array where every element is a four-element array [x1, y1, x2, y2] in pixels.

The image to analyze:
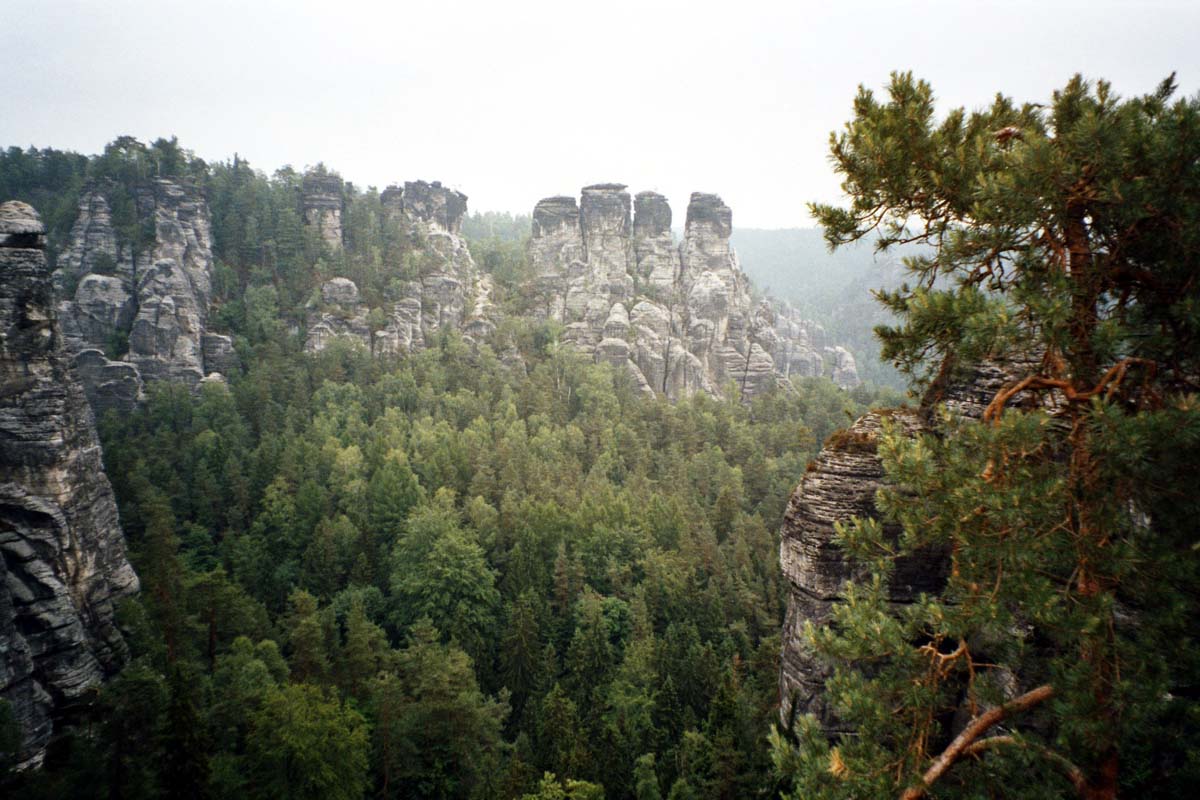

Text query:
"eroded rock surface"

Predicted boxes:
[[301, 172, 344, 252], [777, 410, 939, 730], [526, 186, 858, 400], [53, 179, 238, 411], [778, 360, 1040, 730], [306, 181, 495, 355], [0, 201, 138, 768]]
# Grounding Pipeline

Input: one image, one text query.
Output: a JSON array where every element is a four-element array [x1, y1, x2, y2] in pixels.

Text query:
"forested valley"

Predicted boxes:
[[3, 64, 1200, 800], [0, 140, 900, 799]]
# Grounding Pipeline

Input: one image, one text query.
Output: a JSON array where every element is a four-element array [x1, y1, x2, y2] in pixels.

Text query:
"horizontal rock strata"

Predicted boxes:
[[0, 201, 138, 768], [779, 359, 1044, 730]]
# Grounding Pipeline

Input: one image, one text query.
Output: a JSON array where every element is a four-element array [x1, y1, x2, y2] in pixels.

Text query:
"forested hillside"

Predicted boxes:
[[0, 139, 901, 799], [731, 229, 920, 389], [8, 66, 1194, 800]]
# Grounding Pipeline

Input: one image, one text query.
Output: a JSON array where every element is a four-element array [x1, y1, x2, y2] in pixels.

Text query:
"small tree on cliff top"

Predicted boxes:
[[772, 73, 1200, 799]]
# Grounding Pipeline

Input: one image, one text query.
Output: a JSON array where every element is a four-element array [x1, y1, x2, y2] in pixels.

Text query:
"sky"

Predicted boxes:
[[4, 0, 1199, 228]]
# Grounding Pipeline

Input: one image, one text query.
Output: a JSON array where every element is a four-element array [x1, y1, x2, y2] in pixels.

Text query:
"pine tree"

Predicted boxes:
[[244, 683, 368, 800], [773, 73, 1200, 799], [286, 589, 330, 685], [633, 753, 663, 800], [501, 590, 547, 720], [159, 664, 211, 800], [336, 595, 385, 701]]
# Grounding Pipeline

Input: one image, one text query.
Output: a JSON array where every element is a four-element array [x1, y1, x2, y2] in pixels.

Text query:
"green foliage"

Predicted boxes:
[[521, 772, 605, 800], [633, 753, 662, 800], [0, 134, 907, 798], [244, 683, 369, 800], [370, 619, 508, 799], [777, 73, 1200, 799]]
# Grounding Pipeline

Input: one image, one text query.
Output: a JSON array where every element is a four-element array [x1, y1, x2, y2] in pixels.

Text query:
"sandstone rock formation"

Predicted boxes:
[[753, 300, 827, 381], [777, 409, 941, 730], [301, 171, 344, 252], [53, 179, 238, 415], [778, 361, 1041, 729], [0, 201, 139, 768], [305, 181, 495, 355], [526, 186, 858, 400]]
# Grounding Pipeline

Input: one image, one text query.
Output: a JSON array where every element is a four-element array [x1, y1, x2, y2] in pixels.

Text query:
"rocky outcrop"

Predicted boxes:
[[304, 277, 373, 353], [301, 172, 344, 252], [0, 201, 139, 768], [632, 192, 678, 292], [395, 179, 469, 235], [72, 350, 144, 418], [778, 360, 1041, 729], [53, 179, 237, 412], [297, 180, 852, 396], [826, 346, 859, 390], [128, 258, 207, 386], [53, 191, 133, 295], [526, 186, 858, 400], [777, 410, 942, 730], [306, 181, 495, 355], [202, 332, 239, 378], [753, 301, 825, 380]]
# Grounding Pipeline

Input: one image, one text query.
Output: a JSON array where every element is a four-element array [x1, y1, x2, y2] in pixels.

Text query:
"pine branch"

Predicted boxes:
[[960, 735, 1088, 797], [898, 684, 1055, 800]]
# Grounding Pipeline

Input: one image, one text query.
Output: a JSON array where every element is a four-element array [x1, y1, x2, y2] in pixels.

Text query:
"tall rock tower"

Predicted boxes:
[[0, 201, 139, 768], [524, 186, 854, 400], [301, 171, 345, 252]]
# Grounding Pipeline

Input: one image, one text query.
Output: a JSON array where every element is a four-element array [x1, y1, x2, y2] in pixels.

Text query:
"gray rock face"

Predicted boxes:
[[526, 186, 856, 400], [394, 180, 468, 234], [827, 346, 859, 390], [778, 361, 1035, 731], [0, 202, 139, 768], [764, 303, 826, 380], [73, 350, 144, 417], [301, 172, 344, 251], [53, 179, 237, 410], [129, 259, 207, 387], [304, 277, 374, 353], [321, 276, 360, 306], [633, 192, 677, 292], [306, 180, 493, 356], [68, 274, 135, 349], [54, 190, 134, 295], [777, 410, 941, 730], [202, 332, 239, 379]]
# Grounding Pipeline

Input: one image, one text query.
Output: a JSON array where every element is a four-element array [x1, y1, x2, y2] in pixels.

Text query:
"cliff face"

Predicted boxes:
[[305, 180, 495, 355], [50, 172, 859, 405], [290, 178, 859, 398], [778, 362, 1037, 729], [777, 410, 942, 730], [301, 172, 344, 252], [54, 179, 236, 415], [0, 201, 139, 768], [526, 186, 857, 400]]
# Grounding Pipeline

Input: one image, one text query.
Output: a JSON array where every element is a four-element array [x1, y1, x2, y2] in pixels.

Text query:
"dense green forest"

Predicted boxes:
[[6, 67, 1196, 800], [0, 137, 902, 799]]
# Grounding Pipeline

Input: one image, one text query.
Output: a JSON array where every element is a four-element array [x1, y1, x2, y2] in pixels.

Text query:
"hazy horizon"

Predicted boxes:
[[5, 0, 1199, 227]]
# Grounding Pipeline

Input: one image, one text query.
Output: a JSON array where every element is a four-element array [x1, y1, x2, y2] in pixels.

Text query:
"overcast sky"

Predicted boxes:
[[4, 0, 1198, 228]]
